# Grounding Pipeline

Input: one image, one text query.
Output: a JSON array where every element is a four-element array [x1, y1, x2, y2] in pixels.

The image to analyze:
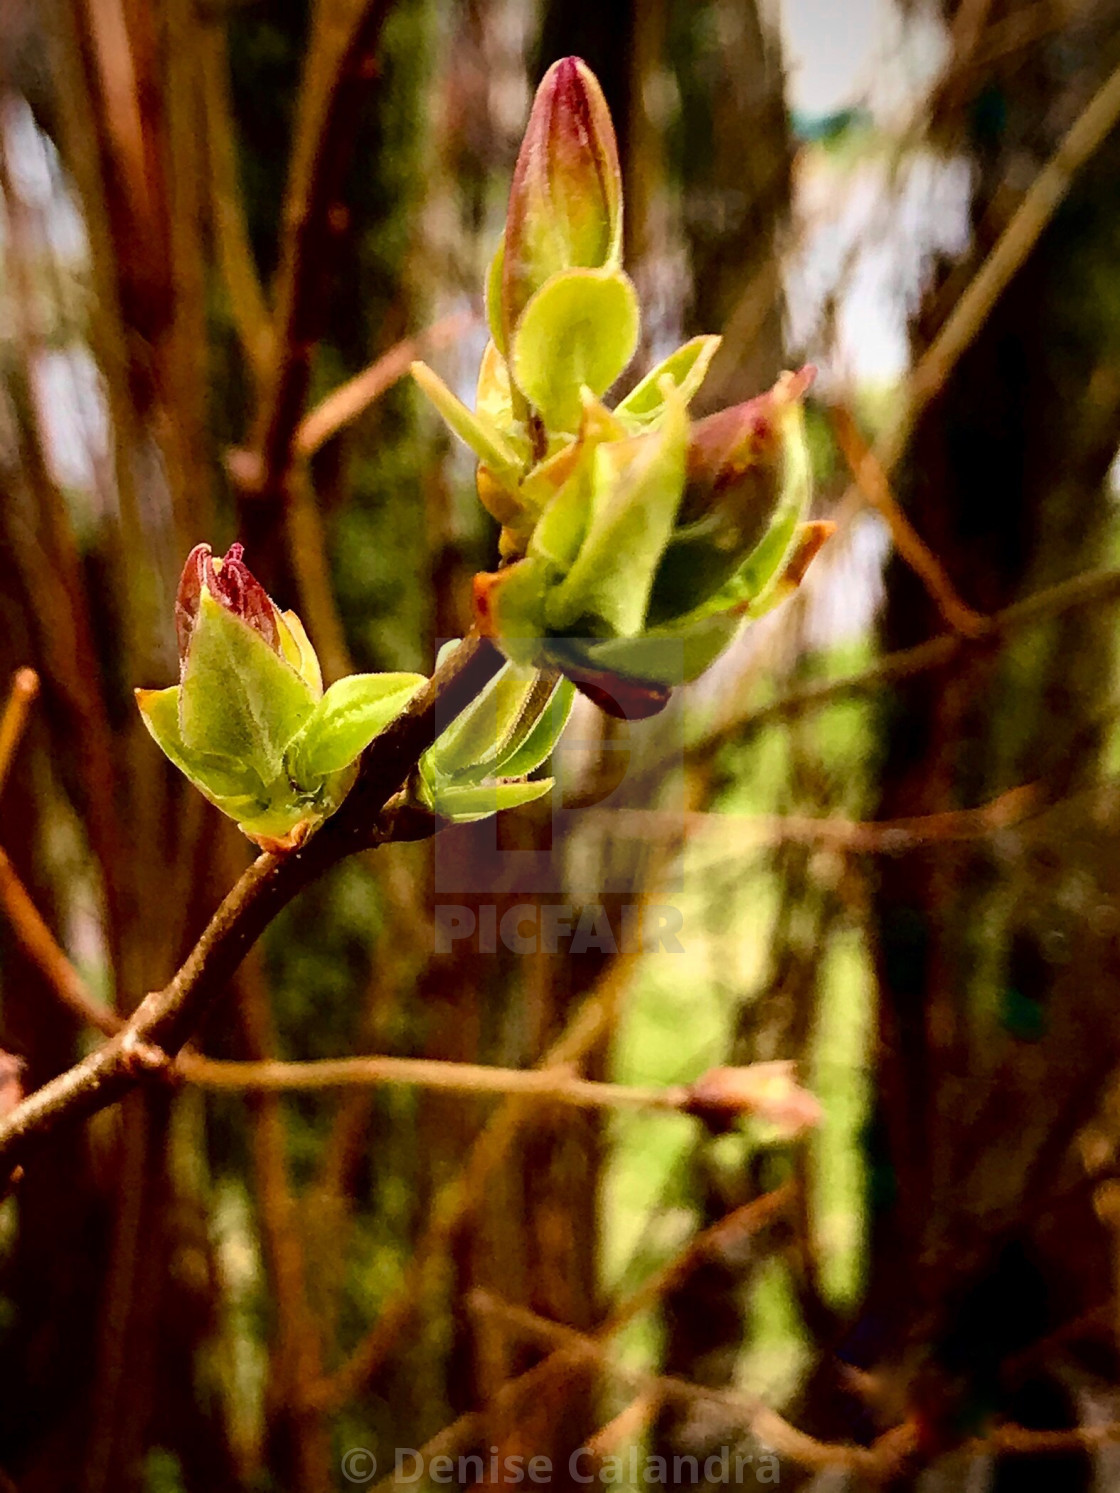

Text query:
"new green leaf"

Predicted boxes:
[[545, 390, 688, 637], [613, 335, 721, 430], [423, 777, 556, 825], [179, 590, 316, 778], [411, 361, 524, 485], [511, 268, 639, 432], [286, 672, 427, 785]]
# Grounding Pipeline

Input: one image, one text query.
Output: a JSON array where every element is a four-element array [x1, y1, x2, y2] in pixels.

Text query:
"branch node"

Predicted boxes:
[[119, 1031, 174, 1078]]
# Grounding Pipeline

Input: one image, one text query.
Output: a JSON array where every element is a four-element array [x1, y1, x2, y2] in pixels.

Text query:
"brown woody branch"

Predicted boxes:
[[367, 1185, 797, 1491], [199, 16, 273, 384], [829, 405, 989, 638], [0, 632, 504, 1179], [467, 1291, 911, 1477], [0, 848, 122, 1037], [294, 311, 475, 458], [467, 1292, 1120, 1478], [807, 56, 1120, 641], [91, 891, 787, 1127], [314, 951, 638, 1409], [178, 1054, 686, 1108]]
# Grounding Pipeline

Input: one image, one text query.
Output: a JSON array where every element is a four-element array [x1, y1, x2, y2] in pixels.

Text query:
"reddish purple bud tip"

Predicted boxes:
[[571, 670, 672, 721], [501, 55, 622, 338], [681, 365, 816, 529], [175, 542, 281, 667]]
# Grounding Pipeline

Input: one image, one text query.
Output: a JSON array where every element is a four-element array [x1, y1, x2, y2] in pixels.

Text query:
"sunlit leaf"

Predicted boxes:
[[276, 609, 323, 699], [411, 361, 523, 484], [527, 443, 596, 571], [705, 402, 814, 618], [475, 340, 515, 431], [286, 672, 427, 785], [423, 776, 555, 824], [472, 558, 554, 665], [424, 662, 545, 783], [544, 389, 687, 637], [493, 676, 575, 779], [510, 268, 639, 432], [136, 685, 268, 807], [613, 335, 721, 430], [486, 234, 507, 354], [561, 612, 740, 686]]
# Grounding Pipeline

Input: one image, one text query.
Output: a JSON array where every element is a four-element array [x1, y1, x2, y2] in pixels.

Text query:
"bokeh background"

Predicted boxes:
[[3, 0, 1120, 1488]]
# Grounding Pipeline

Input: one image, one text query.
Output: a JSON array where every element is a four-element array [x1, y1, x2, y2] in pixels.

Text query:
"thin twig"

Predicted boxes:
[[0, 668, 39, 796], [0, 148, 126, 931], [975, 1420, 1120, 1456], [0, 848, 122, 1036], [232, 936, 329, 1485], [199, 16, 272, 384], [284, 465, 355, 684], [369, 1349, 591, 1492], [946, 0, 1094, 82], [932, 0, 997, 124], [469, 1292, 914, 1477], [0, 829, 331, 1485], [892, 55, 1120, 465], [704, 567, 1120, 751], [284, 320, 480, 685], [243, 0, 396, 502], [584, 1393, 664, 1458], [829, 406, 989, 638], [816, 56, 1120, 603], [180, 1050, 813, 1128], [295, 311, 475, 457], [603, 1183, 797, 1336], [597, 782, 1041, 855], [424, 1234, 1120, 1480], [306, 859, 422, 1344], [177, 1052, 687, 1109], [368, 1186, 796, 1489]]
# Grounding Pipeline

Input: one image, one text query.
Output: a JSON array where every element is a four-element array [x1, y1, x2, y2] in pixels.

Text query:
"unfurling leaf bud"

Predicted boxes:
[[646, 367, 816, 626], [175, 542, 281, 663], [500, 56, 623, 343], [416, 54, 832, 716], [415, 643, 574, 824], [687, 1062, 823, 1138], [137, 543, 425, 850], [682, 367, 816, 526]]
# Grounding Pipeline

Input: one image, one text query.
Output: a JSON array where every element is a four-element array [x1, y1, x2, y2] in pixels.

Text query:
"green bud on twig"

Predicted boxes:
[[137, 544, 425, 850], [138, 547, 573, 845], [500, 56, 623, 346], [416, 647, 574, 824]]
